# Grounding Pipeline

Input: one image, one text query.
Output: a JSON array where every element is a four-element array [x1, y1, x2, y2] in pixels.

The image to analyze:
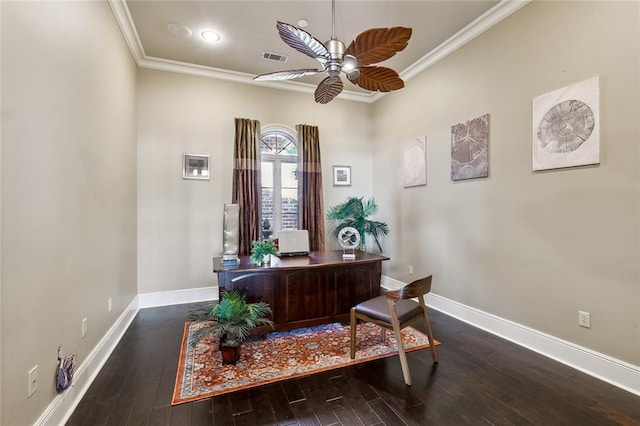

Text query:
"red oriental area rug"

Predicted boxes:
[[172, 321, 439, 405]]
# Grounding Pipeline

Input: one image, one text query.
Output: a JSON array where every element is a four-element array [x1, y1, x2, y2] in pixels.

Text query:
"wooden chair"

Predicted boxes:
[[350, 275, 438, 385]]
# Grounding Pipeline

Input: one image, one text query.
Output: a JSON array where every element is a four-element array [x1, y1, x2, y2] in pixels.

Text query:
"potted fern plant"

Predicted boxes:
[[250, 239, 279, 265], [327, 196, 390, 252], [188, 290, 274, 365]]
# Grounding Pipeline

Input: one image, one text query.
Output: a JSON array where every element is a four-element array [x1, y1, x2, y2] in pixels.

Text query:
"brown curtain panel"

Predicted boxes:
[[296, 124, 325, 251], [232, 118, 262, 256]]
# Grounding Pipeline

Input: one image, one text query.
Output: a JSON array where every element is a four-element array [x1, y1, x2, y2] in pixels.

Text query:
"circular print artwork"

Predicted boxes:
[[403, 143, 425, 187], [451, 113, 489, 181], [537, 99, 595, 153], [451, 115, 488, 165]]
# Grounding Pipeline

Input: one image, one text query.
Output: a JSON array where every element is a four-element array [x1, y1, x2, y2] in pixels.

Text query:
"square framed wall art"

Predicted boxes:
[[333, 165, 351, 186], [182, 153, 210, 180]]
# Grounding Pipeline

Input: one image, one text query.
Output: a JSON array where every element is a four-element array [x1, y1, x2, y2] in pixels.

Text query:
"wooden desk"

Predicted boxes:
[[213, 251, 389, 331]]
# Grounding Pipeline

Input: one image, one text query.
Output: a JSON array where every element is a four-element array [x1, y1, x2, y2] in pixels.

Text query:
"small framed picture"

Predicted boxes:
[[333, 165, 351, 186], [182, 153, 210, 180]]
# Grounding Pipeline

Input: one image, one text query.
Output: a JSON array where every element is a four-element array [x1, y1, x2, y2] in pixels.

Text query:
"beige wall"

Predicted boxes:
[[136, 68, 373, 294], [1, 2, 138, 424], [1, 1, 638, 423], [372, 1, 640, 365]]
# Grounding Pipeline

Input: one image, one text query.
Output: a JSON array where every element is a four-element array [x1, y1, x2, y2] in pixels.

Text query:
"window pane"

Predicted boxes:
[[261, 188, 275, 239], [281, 162, 297, 189], [281, 162, 298, 230], [261, 161, 275, 239], [261, 161, 273, 188], [281, 188, 297, 230], [261, 132, 297, 156], [281, 139, 297, 155], [261, 134, 277, 155]]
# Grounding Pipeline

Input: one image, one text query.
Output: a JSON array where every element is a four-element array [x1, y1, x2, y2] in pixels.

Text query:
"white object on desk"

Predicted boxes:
[[338, 227, 360, 260]]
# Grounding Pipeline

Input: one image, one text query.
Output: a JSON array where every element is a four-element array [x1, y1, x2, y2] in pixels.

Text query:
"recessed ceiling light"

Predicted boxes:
[[167, 23, 192, 38], [298, 19, 309, 28], [201, 30, 221, 42]]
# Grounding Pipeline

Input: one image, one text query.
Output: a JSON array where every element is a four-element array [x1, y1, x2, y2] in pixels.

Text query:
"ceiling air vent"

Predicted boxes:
[[261, 52, 288, 63]]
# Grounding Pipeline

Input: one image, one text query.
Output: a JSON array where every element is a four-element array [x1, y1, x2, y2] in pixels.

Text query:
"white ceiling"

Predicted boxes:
[[113, 0, 529, 102]]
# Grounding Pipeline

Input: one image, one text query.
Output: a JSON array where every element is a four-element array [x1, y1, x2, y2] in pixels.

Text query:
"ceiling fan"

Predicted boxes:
[[253, 0, 412, 104]]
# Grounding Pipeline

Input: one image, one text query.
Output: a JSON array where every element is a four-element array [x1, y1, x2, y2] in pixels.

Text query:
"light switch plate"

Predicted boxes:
[[28, 365, 38, 397], [578, 311, 591, 328]]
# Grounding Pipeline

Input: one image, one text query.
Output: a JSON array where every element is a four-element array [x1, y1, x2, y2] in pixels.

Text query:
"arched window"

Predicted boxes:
[[260, 127, 298, 239]]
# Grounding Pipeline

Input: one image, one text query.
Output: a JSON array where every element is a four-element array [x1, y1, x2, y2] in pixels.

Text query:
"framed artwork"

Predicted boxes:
[[532, 76, 599, 171], [182, 153, 210, 180], [451, 113, 489, 181], [333, 165, 351, 186], [402, 135, 426, 187]]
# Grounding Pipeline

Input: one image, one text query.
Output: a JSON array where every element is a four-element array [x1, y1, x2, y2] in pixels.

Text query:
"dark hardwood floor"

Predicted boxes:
[[66, 303, 640, 425]]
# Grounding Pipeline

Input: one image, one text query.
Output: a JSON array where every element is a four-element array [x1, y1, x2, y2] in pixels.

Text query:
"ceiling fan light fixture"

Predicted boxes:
[[342, 54, 357, 71], [346, 69, 360, 81]]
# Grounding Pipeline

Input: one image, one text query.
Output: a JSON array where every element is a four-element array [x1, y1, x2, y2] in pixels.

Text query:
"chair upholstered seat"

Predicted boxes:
[[354, 296, 423, 324]]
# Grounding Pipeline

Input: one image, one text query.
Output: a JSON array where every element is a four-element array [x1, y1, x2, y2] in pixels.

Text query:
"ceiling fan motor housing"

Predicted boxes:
[[325, 38, 346, 77]]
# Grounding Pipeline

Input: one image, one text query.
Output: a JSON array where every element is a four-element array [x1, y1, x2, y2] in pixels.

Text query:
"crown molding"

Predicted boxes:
[[400, 0, 532, 83], [109, 0, 531, 104], [108, 0, 145, 63], [138, 55, 375, 103]]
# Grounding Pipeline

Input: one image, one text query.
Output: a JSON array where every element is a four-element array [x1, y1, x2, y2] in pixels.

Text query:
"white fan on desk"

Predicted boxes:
[[338, 227, 360, 260]]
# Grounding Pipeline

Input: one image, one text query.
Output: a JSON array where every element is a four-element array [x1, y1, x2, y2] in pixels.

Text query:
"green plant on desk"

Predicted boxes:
[[250, 239, 279, 265]]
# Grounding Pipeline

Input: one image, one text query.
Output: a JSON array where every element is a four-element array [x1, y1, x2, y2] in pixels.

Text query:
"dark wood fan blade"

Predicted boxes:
[[254, 69, 321, 81], [314, 76, 343, 104], [277, 21, 331, 62], [344, 27, 412, 66], [351, 66, 404, 92]]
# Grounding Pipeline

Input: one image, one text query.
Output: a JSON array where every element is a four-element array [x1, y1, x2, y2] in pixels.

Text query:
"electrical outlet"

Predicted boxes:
[[108, 297, 112, 313], [82, 317, 88, 338], [408, 265, 414, 275], [28, 365, 38, 397], [578, 311, 591, 328]]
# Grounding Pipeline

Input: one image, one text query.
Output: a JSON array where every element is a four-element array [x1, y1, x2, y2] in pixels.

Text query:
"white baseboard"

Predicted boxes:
[[381, 275, 640, 397], [36, 286, 219, 425], [36, 297, 139, 426], [381, 275, 406, 291], [138, 286, 218, 308]]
